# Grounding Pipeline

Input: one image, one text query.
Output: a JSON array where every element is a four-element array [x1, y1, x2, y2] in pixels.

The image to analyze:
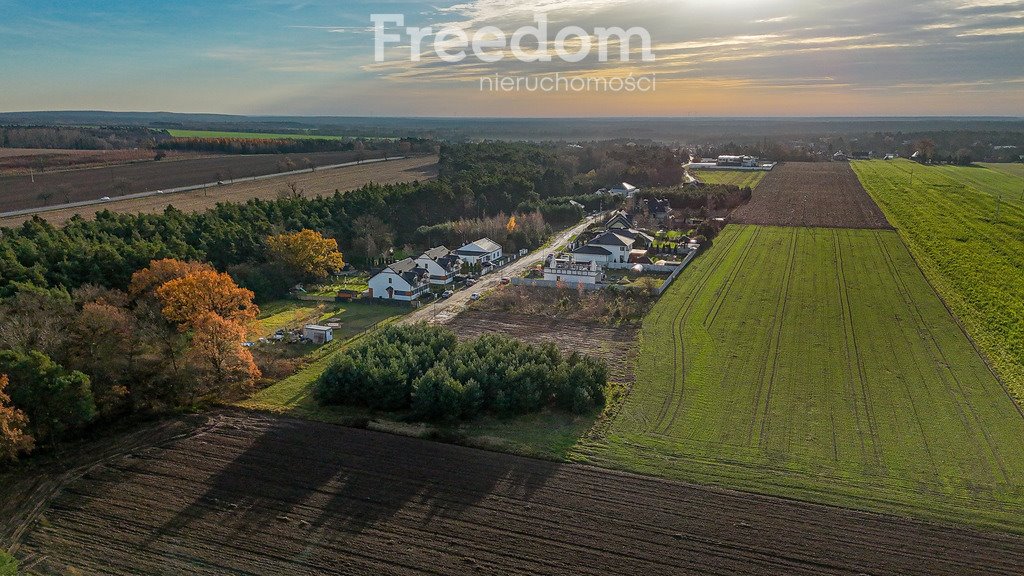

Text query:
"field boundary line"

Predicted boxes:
[[853, 162, 1024, 412]]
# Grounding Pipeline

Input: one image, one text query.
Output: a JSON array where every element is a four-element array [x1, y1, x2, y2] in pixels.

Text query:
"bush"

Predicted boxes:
[[0, 551, 17, 576], [315, 324, 607, 422]]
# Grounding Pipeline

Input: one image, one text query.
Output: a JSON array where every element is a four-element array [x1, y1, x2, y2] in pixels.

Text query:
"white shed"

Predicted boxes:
[[303, 325, 334, 345]]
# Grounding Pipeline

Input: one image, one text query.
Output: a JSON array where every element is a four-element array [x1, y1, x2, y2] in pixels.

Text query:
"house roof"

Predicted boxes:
[[572, 245, 613, 256], [456, 237, 501, 254], [305, 325, 333, 332], [436, 254, 462, 272], [388, 258, 420, 274], [420, 246, 450, 260], [644, 198, 671, 214], [591, 231, 635, 247], [604, 211, 634, 227], [611, 182, 637, 192]]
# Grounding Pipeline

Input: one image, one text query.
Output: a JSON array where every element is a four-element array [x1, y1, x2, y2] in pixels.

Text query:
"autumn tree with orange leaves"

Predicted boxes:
[[266, 229, 345, 284], [0, 375, 34, 463], [155, 269, 259, 328], [132, 259, 262, 400], [129, 258, 213, 298]]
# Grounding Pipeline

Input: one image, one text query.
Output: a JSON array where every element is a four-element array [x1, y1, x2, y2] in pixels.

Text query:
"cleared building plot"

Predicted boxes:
[[576, 224, 1024, 531], [447, 311, 639, 384], [692, 169, 767, 188], [7, 412, 1024, 575], [732, 162, 891, 229]]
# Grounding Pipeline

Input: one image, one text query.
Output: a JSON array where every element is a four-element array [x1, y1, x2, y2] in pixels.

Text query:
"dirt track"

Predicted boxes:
[[5, 411, 1024, 575], [733, 162, 891, 229], [0, 156, 437, 227]]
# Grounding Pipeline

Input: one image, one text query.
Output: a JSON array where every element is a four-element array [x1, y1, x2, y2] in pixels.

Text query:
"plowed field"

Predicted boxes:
[[0, 149, 387, 213], [6, 412, 1023, 575], [732, 162, 891, 228]]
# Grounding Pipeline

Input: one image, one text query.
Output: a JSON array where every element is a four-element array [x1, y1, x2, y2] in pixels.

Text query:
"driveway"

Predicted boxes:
[[402, 215, 599, 325]]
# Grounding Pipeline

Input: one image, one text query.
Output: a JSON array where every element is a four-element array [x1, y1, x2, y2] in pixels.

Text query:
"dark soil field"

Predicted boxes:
[[447, 310, 638, 384], [3, 411, 1023, 575], [0, 149, 385, 213], [732, 162, 891, 229]]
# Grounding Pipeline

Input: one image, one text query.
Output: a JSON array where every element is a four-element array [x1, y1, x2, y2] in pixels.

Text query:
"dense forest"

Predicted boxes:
[[0, 126, 167, 150]]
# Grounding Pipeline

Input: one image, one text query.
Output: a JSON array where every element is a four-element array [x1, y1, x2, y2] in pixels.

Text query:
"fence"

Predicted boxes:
[[510, 278, 607, 291], [606, 262, 684, 273], [653, 247, 700, 296]]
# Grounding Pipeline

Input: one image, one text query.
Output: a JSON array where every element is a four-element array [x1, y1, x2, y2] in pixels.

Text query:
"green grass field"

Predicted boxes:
[[980, 162, 1024, 179], [574, 224, 1024, 531], [167, 129, 348, 141], [692, 169, 767, 188], [852, 159, 1024, 399]]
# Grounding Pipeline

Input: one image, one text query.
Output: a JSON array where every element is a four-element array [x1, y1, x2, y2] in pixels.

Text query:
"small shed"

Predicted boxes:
[[303, 325, 334, 345]]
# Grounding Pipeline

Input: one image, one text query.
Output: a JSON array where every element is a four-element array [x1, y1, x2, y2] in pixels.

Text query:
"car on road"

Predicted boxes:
[[465, 278, 476, 286], [500, 277, 511, 285], [470, 292, 481, 301], [99, 196, 111, 201], [441, 290, 453, 298]]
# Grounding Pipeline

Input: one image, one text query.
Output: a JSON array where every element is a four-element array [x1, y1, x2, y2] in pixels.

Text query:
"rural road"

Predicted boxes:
[[0, 156, 404, 219], [403, 215, 600, 325]]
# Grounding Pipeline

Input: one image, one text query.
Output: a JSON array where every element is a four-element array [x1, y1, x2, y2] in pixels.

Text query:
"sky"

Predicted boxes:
[[0, 0, 1021, 117]]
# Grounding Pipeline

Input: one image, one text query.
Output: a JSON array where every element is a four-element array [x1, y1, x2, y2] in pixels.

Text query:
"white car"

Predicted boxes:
[[100, 196, 111, 201], [470, 292, 481, 301], [441, 290, 454, 298]]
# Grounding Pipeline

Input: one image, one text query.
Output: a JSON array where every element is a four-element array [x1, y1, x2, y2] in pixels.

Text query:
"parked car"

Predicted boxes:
[[470, 292, 481, 301], [500, 277, 511, 285], [465, 278, 476, 286], [441, 290, 454, 298]]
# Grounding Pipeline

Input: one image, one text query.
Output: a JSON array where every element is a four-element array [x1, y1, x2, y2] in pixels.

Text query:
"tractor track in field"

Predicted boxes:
[[875, 234, 1011, 483], [838, 230, 884, 466], [702, 227, 760, 330], [656, 229, 744, 435], [5, 411, 1024, 576], [832, 230, 872, 465], [755, 229, 798, 449]]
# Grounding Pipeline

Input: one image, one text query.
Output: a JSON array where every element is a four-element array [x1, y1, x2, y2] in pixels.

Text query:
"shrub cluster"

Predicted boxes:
[[315, 324, 607, 422]]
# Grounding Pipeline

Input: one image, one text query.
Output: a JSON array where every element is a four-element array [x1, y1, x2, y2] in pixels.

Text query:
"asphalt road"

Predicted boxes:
[[402, 215, 599, 325]]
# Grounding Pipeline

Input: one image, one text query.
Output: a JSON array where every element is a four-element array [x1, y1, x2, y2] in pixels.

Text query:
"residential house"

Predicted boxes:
[[544, 256, 604, 285], [614, 228, 655, 249], [570, 244, 616, 265], [608, 182, 638, 197], [367, 258, 431, 301], [455, 238, 503, 269], [574, 230, 635, 264], [641, 197, 672, 225], [604, 211, 635, 231], [415, 246, 462, 285]]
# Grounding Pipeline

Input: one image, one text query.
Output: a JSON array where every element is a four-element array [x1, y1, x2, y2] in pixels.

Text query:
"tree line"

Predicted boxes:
[[0, 142, 611, 301], [315, 324, 608, 422], [0, 125, 166, 150]]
